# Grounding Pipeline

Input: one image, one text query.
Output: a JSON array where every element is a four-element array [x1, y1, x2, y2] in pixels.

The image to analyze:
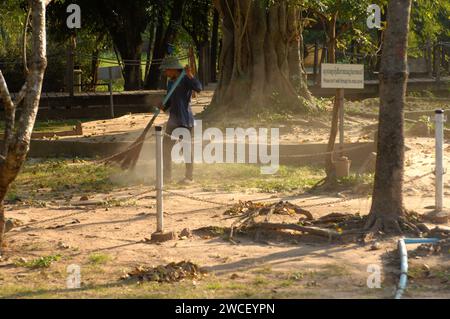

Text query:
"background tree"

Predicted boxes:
[[209, 0, 312, 116], [144, 0, 187, 89], [48, 0, 155, 91], [365, 0, 414, 234], [302, 0, 385, 184], [0, 0, 50, 253], [182, 0, 212, 86]]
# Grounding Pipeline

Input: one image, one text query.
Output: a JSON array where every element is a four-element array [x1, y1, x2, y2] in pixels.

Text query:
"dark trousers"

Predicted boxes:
[[163, 124, 194, 181]]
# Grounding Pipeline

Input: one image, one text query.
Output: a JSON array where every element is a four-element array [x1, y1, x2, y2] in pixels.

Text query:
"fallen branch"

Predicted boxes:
[[252, 222, 341, 239]]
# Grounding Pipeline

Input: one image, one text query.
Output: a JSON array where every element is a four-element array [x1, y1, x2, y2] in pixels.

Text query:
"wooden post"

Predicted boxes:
[[436, 44, 441, 82], [313, 40, 319, 85], [66, 37, 75, 97], [426, 40, 432, 77], [203, 45, 209, 86], [206, 43, 211, 86], [318, 45, 327, 86], [338, 89, 345, 155], [108, 67, 115, 119], [433, 42, 439, 80]]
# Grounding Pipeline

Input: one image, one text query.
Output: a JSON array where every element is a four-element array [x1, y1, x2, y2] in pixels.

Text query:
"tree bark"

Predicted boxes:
[[0, 0, 49, 252], [110, 32, 143, 91], [210, 0, 311, 114], [145, 0, 186, 89], [210, 9, 220, 82], [365, 0, 413, 234]]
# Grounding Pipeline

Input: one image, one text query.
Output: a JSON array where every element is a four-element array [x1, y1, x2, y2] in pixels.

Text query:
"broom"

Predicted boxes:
[[102, 69, 186, 170]]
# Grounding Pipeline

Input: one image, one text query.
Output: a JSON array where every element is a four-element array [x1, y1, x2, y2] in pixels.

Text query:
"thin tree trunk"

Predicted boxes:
[[210, 9, 220, 82], [365, 0, 413, 233], [89, 48, 100, 92], [0, 0, 50, 252], [145, 0, 186, 89], [144, 23, 156, 82]]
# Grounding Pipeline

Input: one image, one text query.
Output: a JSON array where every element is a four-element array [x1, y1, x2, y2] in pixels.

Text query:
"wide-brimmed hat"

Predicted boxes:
[[159, 56, 184, 70]]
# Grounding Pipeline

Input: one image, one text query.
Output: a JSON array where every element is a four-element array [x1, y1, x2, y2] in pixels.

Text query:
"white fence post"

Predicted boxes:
[[435, 109, 445, 212], [155, 126, 164, 232]]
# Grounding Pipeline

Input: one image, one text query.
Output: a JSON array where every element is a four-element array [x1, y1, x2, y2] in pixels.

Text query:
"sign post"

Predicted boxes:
[[97, 66, 122, 119], [321, 63, 365, 154]]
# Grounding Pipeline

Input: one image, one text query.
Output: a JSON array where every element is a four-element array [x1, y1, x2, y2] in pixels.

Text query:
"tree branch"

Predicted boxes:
[[14, 82, 28, 107], [15, 0, 48, 149], [0, 70, 16, 156], [22, 6, 31, 76]]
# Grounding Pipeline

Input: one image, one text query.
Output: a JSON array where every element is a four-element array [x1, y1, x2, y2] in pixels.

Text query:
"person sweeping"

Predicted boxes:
[[159, 56, 202, 183]]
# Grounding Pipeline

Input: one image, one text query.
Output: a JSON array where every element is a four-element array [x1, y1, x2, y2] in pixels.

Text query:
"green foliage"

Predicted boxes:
[[7, 159, 120, 202], [88, 253, 112, 265], [15, 255, 62, 269], [411, 0, 450, 45]]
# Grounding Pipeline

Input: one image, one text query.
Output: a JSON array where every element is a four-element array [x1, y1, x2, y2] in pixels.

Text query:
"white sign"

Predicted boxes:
[[321, 63, 364, 89], [97, 66, 122, 81]]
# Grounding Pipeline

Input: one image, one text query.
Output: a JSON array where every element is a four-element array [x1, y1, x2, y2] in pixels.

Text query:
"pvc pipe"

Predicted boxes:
[[394, 237, 440, 299], [155, 126, 164, 232], [395, 239, 408, 299], [435, 109, 445, 212], [404, 238, 439, 245]]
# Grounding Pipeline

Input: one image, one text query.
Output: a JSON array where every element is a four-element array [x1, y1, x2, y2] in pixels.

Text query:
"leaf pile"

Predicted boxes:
[[307, 212, 366, 231], [224, 200, 313, 219], [225, 201, 313, 239], [410, 239, 450, 257], [122, 261, 205, 283]]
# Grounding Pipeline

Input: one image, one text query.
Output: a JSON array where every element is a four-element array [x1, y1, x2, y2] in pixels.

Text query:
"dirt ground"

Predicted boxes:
[[0, 92, 449, 299]]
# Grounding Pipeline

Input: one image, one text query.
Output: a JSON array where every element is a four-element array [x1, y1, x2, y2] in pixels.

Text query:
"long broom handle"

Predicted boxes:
[[143, 69, 187, 134], [162, 69, 186, 107], [101, 70, 188, 164]]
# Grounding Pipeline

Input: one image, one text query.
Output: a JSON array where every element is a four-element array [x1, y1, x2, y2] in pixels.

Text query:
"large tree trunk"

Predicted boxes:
[[210, 0, 310, 113], [365, 0, 413, 234], [0, 0, 49, 254]]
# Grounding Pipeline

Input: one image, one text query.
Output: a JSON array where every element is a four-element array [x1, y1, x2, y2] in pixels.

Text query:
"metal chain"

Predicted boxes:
[[163, 189, 234, 207], [8, 168, 438, 236], [282, 143, 372, 158], [300, 194, 369, 209], [6, 209, 92, 238], [404, 170, 435, 185]]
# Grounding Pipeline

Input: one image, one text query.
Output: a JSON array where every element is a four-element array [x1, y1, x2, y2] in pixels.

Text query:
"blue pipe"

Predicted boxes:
[[403, 238, 439, 245], [395, 237, 440, 299]]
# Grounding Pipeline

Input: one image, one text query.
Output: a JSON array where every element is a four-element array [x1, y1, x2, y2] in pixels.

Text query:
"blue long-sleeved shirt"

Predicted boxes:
[[164, 75, 202, 128]]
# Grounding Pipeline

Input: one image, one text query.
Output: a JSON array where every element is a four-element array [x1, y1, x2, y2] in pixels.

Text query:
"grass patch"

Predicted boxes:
[[337, 173, 374, 190], [9, 159, 325, 203], [88, 253, 112, 265], [7, 159, 122, 201], [0, 119, 92, 133], [252, 276, 269, 286], [15, 254, 61, 269], [172, 163, 324, 193]]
